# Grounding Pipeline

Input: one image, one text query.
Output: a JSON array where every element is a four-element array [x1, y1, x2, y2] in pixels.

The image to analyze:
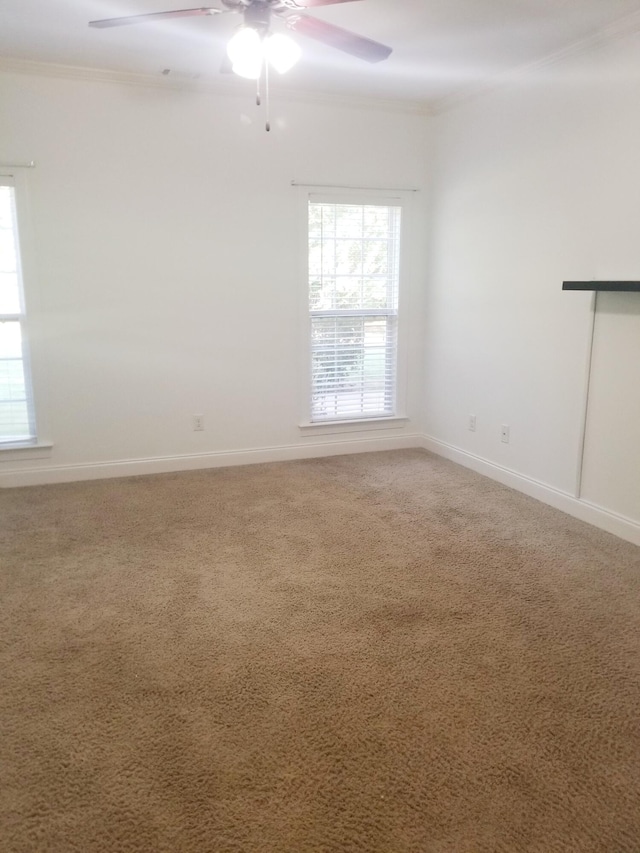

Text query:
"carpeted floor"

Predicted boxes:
[[1, 449, 639, 853]]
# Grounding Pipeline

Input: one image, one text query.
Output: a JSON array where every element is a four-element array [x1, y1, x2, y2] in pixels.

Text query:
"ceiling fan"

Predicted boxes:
[[89, 1, 392, 65], [89, 1, 392, 129]]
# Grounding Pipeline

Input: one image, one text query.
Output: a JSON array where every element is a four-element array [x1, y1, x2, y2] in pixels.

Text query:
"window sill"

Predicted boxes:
[[299, 417, 409, 437], [0, 442, 53, 462]]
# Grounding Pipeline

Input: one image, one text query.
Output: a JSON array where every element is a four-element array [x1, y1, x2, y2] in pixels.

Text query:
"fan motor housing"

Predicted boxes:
[[243, 2, 271, 32]]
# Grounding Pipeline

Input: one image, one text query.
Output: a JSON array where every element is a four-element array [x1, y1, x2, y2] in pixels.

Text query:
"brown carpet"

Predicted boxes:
[[1, 449, 639, 853]]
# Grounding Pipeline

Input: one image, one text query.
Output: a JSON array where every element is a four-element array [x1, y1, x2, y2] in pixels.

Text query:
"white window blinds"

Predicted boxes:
[[0, 179, 36, 445], [308, 199, 401, 422]]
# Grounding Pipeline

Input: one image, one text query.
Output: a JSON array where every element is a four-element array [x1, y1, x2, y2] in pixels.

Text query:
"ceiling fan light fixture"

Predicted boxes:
[[231, 56, 263, 79], [264, 33, 301, 74], [227, 26, 263, 78], [226, 25, 301, 80]]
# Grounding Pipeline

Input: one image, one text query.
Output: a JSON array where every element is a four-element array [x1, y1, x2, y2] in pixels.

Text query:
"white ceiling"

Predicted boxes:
[[2, 0, 640, 108]]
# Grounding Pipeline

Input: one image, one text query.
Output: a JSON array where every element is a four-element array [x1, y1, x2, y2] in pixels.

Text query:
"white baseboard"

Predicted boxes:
[[420, 434, 640, 548], [3, 429, 638, 548], [0, 432, 422, 489]]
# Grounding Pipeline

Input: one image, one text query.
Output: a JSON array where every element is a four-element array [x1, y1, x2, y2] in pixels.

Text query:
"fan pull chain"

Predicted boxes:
[[252, 51, 270, 132], [265, 59, 270, 132]]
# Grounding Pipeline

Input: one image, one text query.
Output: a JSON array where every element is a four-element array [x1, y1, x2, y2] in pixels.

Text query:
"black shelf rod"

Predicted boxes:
[[563, 281, 640, 292]]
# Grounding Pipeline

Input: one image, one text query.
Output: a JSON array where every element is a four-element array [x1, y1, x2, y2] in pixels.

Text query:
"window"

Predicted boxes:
[[0, 177, 37, 446], [307, 196, 402, 423]]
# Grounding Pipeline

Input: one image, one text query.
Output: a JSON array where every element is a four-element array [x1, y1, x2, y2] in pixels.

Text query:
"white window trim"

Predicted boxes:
[[298, 187, 412, 433], [0, 168, 51, 455], [0, 441, 53, 462], [299, 416, 409, 436]]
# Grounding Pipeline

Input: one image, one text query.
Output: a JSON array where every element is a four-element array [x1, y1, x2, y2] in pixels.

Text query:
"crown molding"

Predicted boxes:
[[0, 56, 432, 117], [430, 7, 640, 115]]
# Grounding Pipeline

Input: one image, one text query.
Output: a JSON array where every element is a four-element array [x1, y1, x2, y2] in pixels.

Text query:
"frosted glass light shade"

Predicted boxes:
[[227, 27, 263, 79], [265, 33, 301, 74], [226, 27, 301, 79]]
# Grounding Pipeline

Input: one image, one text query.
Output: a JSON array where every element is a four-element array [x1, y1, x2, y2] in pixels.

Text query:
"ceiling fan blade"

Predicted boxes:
[[89, 8, 224, 28], [287, 0, 364, 6], [284, 15, 392, 63]]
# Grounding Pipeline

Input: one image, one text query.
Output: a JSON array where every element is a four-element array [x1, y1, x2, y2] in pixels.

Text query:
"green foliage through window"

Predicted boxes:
[[308, 200, 401, 422]]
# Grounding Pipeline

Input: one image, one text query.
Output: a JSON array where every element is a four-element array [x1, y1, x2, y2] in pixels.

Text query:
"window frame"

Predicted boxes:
[[0, 169, 49, 455], [299, 188, 411, 431]]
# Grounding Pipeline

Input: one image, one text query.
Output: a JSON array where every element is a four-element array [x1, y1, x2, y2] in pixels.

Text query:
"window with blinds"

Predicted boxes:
[[0, 178, 36, 445], [308, 198, 401, 422]]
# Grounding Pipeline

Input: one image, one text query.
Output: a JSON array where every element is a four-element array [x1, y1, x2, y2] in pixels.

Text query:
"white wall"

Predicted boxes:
[[0, 69, 430, 482], [2, 38, 639, 546], [424, 31, 640, 540], [581, 292, 640, 521]]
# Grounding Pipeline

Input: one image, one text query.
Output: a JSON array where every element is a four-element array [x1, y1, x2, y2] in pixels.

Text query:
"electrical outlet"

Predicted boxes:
[[468, 414, 477, 432], [193, 414, 205, 431], [501, 424, 510, 444]]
